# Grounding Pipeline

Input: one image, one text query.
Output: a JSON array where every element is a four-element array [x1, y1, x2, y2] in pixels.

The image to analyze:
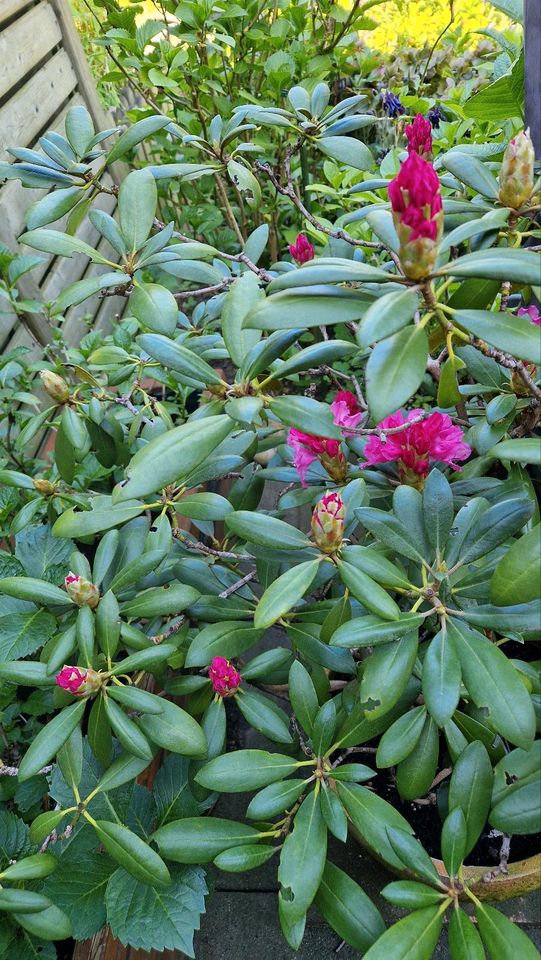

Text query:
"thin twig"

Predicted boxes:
[[0, 763, 53, 777], [218, 570, 257, 599], [173, 529, 254, 561]]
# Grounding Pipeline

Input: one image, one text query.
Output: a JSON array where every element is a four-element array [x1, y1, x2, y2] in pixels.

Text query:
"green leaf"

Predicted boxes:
[[129, 283, 178, 336], [137, 333, 224, 386], [463, 53, 524, 121], [105, 864, 207, 956], [422, 627, 461, 727], [246, 286, 369, 330], [20, 229, 109, 263], [340, 546, 412, 591], [138, 698, 207, 757], [365, 326, 428, 422], [448, 740, 493, 855], [278, 791, 327, 924], [254, 559, 321, 629], [107, 115, 171, 164], [268, 395, 341, 439], [225, 511, 312, 549], [0, 610, 55, 660], [311, 699, 337, 756], [453, 310, 541, 365], [118, 169, 157, 251], [386, 827, 442, 886], [18, 701, 86, 782], [442, 153, 499, 198], [94, 820, 170, 888], [0, 660, 54, 686], [395, 715, 439, 801], [449, 619, 536, 750], [154, 817, 261, 863], [57, 724, 83, 790], [0, 889, 51, 913], [441, 807, 468, 878], [119, 583, 199, 618], [376, 707, 426, 768], [103, 696, 153, 760], [358, 288, 419, 346], [13, 904, 72, 941], [271, 339, 357, 380], [221, 272, 262, 367], [96, 590, 120, 658], [288, 660, 319, 735], [320, 783, 348, 841], [0, 852, 56, 881], [25, 187, 86, 230], [185, 622, 263, 667], [360, 633, 418, 720], [114, 415, 235, 501], [65, 104, 95, 154], [458, 496, 534, 564], [109, 644, 178, 675], [29, 810, 69, 845], [236, 690, 293, 744], [195, 749, 300, 792], [489, 781, 541, 834], [335, 559, 400, 621], [448, 907, 485, 960], [39, 843, 114, 942], [316, 135, 373, 170], [382, 881, 446, 909], [487, 438, 541, 465], [214, 844, 276, 872], [94, 752, 151, 793], [461, 600, 540, 632], [336, 782, 414, 871], [362, 905, 445, 960], [108, 549, 167, 595], [476, 902, 540, 960], [354, 507, 426, 564], [0, 576, 71, 607], [423, 469, 454, 557], [107, 684, 164, 715], [53, 496, 147, 537], [315, 860, 385, 953], [246, 779, 308, 820], [331, 612, 424, 648], [437, 249, 538, 286]]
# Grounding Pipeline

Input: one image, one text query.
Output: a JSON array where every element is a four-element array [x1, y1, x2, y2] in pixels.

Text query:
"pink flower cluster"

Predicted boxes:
[[56, 665, 87, 694], [288, 391, 362, 486], [389, 152, 442, 242], [209, 657, 241, 697], [363, 409, 471, 485], [518, 305, 541, 327], [288, 233, 315, 264], [405, 114, 433, 158]]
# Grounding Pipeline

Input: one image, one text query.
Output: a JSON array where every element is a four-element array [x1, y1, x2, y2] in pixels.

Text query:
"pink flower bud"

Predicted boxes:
[[288, 233, 315, 264], [64, 572, 100, 609], [56, 665, 101, 696], [405, 114, 433, 158], [388, 153, 443, 279], [518, 305, 541, 327], [499, 130, 535, 210], [39, 370, 70, 403], [311, 492, 345, 553], [209, 657, 241, 697]]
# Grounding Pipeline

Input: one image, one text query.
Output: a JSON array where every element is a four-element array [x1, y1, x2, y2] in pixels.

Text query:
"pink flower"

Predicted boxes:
[[362, 409, 471, 488], [389, 153, 442, 242], [289, 233, 315, 264], [56, 665, 87, 694], [288, 391, 362, 486], [209, 657, 241, 697], [311, 492, 345, 553], [405, 114, 433, 157], [518, 305, 541, 327]]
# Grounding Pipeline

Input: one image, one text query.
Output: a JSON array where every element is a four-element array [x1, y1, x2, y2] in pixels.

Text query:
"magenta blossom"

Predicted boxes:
[[209, 657, 241, 697], [405, 114, 433, 157], [56, 665, 87, 694], [289, 233, 315, 264], [518, 305, 541, 327], [362, 409, 471, 488], [288, 390, 362, 486], [389, 152, 442, 241]]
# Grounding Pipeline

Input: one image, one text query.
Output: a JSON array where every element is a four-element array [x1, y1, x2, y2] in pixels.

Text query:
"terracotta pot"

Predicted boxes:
[[349, 823, 541, 902]]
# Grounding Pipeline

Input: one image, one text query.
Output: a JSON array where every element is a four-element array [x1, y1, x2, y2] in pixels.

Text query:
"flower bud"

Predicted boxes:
[[311, 492, 345, 554], [209, 656, 241, 697], [405, 114, 432, 158], [64, 572, 100, 609], [39, 370, 70, 403], [499, 130, 535, 210], [33, 478, 55, 496], [389, 153, 443, 279], [288, 233, 315, 265], [55, 665, 101, 696]]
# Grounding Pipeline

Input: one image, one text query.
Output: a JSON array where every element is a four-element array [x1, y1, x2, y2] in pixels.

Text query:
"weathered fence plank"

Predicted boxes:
[[0, 2, 62, 101]]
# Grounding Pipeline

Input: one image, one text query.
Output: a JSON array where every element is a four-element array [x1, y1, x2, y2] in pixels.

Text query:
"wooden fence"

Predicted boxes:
[[0, 0, 125, 362]]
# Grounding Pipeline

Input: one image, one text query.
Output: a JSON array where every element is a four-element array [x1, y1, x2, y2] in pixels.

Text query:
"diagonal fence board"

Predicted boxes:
[[0, 0, 126, 358]]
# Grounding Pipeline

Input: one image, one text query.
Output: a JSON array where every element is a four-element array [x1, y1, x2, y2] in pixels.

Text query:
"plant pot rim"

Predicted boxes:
[[349, 824, 541, 901]]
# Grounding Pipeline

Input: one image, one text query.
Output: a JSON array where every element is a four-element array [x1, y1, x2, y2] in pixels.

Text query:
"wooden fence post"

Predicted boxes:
[[524, 0, 541, 159]]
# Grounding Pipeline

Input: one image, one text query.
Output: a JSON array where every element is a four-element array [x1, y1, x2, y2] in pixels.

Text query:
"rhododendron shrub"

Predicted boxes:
[[0, 74, 539, 960]]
